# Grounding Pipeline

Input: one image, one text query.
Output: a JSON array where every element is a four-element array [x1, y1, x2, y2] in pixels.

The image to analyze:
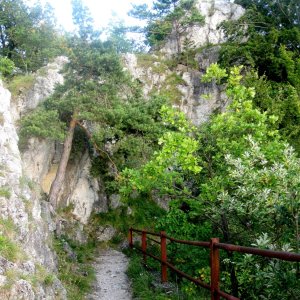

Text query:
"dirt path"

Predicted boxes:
[[87, 248, 132, 300]]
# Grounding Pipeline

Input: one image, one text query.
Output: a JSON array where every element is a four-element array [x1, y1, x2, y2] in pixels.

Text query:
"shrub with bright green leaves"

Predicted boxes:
[[231, 234, 300, 299], [120, 105, 201, 196], [122, 63, 300, 298], [0, 57, 15, 77]]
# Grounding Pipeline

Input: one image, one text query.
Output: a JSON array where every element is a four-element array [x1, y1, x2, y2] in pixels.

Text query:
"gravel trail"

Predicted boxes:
[[87, 248, 132, 300]]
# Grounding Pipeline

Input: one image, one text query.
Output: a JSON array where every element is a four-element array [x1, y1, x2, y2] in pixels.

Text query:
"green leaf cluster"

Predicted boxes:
[[129, 0, 204, 51], [120, 105, 201, 196], [218, 0, 300, 156], [0, 0, 64, 73]]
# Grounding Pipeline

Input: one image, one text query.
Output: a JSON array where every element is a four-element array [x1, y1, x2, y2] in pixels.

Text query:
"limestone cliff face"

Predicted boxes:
[[0, 80, 66, 299], [124, 46, 229, 125], [0, 56, 107, 298], [123, 0, 242, 125], [161, 0, 244, 55], [16, 57, 106, 227], [11, 56, 68, 123]]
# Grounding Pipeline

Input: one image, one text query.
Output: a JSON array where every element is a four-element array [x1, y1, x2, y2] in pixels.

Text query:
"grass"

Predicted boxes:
[[25, 264, 56, 288], [0, 218, 25, 262], [7, 74, 35, 98], [52, 236, 96, 300], [126, 251, 175, 300], [89, 197, 166, 242], [0, 187, 11, 199], [19, 176, 35, 191], [0, 235, 25, 262]]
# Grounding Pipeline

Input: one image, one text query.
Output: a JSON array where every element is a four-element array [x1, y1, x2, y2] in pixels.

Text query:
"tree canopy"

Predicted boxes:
[[129, 0, 204, 52], [0, 0, 63, 73]]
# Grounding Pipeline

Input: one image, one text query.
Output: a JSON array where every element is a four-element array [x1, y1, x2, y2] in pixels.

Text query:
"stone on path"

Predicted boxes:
[[87, 249, 132, 300]]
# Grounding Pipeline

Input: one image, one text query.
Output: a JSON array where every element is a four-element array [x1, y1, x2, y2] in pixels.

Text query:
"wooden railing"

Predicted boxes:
[[128, 228, 300, 300]]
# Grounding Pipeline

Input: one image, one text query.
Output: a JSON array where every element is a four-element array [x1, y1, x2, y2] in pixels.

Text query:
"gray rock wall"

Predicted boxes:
[[124, 46, 228, 126], [0, 80, 66, 299], [17, 57, 106, 226], [161, 0, 244, 55]]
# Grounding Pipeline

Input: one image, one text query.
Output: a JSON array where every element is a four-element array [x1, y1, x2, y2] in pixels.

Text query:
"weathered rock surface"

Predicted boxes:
[[161, 0, 244, 55], [123, 53, 169, 97], [96, 225, 117, 242], [0, 80, 66, 299], [124, 46, 227, 125], [11, 56, 68, 123]]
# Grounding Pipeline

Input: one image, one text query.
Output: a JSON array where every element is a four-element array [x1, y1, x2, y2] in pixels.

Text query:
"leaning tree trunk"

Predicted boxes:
[[49, 118, 77, 209]]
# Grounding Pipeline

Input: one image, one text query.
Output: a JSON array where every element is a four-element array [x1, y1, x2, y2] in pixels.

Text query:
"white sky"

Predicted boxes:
[[28, 0, 153, 32]]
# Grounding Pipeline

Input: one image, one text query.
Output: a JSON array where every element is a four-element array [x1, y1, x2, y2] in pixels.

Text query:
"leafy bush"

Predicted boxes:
[[0, 57, 15, 77]]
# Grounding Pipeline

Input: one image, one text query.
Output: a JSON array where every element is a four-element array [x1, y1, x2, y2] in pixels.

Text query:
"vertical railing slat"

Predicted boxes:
[[142, 230, 147, 264], [128, 227, 133, 249], [210, 238, 220, 300], [161, 231, 167, 283]]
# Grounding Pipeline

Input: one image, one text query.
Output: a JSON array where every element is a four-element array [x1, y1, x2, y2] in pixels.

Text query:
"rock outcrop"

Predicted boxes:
[[161, 0, 244, 55], [0, 80, 66, 299], [17, 57, 107, 226], [123, 0, 243, 125], [124, 45, 228, 125]]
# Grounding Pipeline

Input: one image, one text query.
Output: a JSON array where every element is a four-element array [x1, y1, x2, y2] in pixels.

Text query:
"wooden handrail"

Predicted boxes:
[[128, 227, 300, 300]]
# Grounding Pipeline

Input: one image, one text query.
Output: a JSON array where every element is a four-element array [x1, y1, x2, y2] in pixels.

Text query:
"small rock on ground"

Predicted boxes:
[[87, 248, 132, 300]]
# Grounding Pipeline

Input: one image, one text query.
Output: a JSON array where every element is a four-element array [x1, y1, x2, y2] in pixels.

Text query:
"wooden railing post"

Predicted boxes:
[[142, 230, 147, 264], [210, 238, 220, 300], [128, 227, 133, 249], [160, 231, 168, 283]]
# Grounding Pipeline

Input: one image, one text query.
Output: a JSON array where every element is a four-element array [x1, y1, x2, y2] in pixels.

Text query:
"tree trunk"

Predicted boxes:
[[49, 118, 77, 209]]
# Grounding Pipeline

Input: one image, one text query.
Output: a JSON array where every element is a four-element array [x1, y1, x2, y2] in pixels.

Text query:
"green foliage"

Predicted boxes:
[[120, 105, 201, 196], [232, 235, 300, 299], [126, 252, 172, 300], [106, 19, 144, 53], [126, 251, 208, 299], [219, 0, 300, 85], [0, 57, 14, 77], [123, 63, 300, 298], [71, 0, 98, 41], [53, 236, 95, 299], [19, 108, 66, 143], [129, 0, 204, 52], [0, 186, 11, 199], [90, 197, 166, 237], [0, 0, 64, 72], [240, 70, 300, 151], [7, 74, 35, 97]]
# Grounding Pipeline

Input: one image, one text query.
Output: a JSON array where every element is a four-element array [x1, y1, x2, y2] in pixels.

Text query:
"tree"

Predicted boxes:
[[219, 0, 300, 83], [0, 0, 63, 73], [105, 19, 143, 53], [21, 1, 167, 208], [219, 0, 300, 157], [71, 0, 98, 41], [129, 0, 204, 53]]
